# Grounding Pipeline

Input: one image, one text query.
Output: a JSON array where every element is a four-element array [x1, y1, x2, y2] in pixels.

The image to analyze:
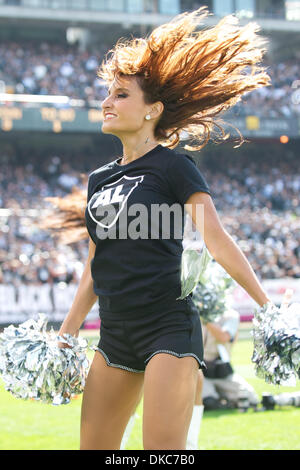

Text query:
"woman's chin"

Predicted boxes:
[[101, 123, 129, 138], [101, 124, 118, 135]]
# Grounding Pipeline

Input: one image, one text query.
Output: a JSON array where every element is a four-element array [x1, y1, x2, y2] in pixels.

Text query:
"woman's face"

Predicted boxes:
[[101, 75, 154, 136]]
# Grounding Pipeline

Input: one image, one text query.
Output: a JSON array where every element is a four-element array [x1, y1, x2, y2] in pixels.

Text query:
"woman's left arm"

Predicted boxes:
[[185, 192, 272, 308]]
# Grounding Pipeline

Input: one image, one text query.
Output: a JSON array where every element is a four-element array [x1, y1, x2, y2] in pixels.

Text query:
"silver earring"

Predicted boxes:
[[145, 114, 151, 120]]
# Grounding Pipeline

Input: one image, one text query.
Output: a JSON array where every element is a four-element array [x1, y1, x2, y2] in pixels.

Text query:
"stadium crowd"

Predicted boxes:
[[0, 144, 299, 287], [0, 40, 108, 105], [1, 40, 300, 117], [228, 59, 300, 118]]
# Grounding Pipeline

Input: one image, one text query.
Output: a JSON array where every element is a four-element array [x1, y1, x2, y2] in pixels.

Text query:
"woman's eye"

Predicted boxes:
[[105, 92, 127, 99]]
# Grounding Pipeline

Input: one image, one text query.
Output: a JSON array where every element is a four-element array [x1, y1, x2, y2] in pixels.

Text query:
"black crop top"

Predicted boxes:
[[85, 144, 211, 317]]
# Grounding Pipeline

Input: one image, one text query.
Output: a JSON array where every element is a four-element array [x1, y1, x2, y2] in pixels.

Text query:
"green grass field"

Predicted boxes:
[[0, 333, 299, 450]]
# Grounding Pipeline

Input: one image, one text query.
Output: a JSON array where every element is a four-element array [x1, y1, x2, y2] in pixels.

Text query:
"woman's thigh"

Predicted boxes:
[[80, 350, 144, 450], [142, 353, 199, 450]]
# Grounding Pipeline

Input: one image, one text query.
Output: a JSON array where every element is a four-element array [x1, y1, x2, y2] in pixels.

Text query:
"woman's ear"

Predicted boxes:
[[151, 101, 164, 120]]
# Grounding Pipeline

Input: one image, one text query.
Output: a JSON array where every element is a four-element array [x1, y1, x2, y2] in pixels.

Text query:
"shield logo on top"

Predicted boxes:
[[87, 174, 145, 238]]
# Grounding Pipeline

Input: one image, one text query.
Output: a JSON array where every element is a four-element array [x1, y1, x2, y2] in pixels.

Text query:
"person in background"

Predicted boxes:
[[201, 309, 259, 410]]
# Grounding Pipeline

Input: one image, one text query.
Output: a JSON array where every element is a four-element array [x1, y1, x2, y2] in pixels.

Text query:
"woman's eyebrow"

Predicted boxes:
[[107, 87, 130, 93]]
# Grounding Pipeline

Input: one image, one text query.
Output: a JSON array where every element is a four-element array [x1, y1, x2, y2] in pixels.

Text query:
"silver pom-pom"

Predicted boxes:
[[251, 290, 300, 386], [177, 245, 212, 300], [0, 314, 90, 405], [191, 261, 234, 323]]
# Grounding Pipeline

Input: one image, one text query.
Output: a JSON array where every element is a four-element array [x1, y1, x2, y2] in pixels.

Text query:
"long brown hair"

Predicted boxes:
[[99, 7, 269, 150], [39, 7, 270, 244], [41, 179, 88, 245]]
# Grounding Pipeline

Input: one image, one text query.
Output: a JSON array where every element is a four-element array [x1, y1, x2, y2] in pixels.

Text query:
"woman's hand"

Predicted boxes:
[[57, 327, 79, 349]]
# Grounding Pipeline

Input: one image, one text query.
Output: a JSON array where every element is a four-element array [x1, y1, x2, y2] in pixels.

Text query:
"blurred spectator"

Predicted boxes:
[[201, 309, 259, 410]]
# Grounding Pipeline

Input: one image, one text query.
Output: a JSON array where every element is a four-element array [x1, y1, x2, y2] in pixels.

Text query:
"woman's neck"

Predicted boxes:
[[120, 136, 159, 165]]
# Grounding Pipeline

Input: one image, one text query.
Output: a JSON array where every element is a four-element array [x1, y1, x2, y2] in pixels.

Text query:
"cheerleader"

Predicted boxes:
[[44, 8, 273, 449]]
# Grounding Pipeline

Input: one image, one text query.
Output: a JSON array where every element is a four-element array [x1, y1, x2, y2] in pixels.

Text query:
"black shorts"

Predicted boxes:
[[96, 297, 206, 373]]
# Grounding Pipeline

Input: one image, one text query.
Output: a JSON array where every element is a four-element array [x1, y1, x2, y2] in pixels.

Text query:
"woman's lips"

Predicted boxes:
[[104, 113, 117, 120]]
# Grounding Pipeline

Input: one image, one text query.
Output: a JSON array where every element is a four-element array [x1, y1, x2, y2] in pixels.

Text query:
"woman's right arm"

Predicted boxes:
[[58, 236, 98, 338]]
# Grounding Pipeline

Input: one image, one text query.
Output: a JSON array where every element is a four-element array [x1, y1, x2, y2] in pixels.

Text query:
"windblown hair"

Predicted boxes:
[[41, 184, 88, 245], [98, 6, 270, 150], [39, 7, 270, 244]]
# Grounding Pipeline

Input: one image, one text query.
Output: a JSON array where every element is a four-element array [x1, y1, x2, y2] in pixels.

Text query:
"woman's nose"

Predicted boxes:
[[101, 94, 112, 109]]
